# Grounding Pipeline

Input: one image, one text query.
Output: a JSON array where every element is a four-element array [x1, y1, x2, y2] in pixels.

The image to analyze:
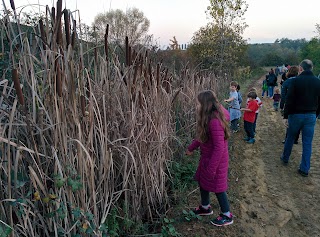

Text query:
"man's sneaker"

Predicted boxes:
[[210, 213, 233, 226], [243, 137, 250, 141], [298, 169, 308, 177], [280, 156, 288, 165], [193, 205, 213, 216], [232, 129, 239, 133], [246, 138, 255, 144]]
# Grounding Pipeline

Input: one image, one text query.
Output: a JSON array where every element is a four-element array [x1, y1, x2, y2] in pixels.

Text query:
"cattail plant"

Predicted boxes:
[[63, 9, 70, 47], [0, 1, 229, 236], [12, 69, 24, 105], [104, 24, 109, 60]]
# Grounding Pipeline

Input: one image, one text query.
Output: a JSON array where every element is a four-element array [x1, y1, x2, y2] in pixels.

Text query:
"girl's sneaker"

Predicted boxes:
[[193, 205, 213, 216], [210, 213, 233, 226]]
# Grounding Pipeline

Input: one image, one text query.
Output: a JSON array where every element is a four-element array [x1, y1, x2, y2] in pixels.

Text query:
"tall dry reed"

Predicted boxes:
[[0, 1, 227, 236]]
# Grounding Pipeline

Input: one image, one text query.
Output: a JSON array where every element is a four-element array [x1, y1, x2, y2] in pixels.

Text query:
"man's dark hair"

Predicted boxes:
[[247, 91, 257, 99], [300, 59, 313, 71]]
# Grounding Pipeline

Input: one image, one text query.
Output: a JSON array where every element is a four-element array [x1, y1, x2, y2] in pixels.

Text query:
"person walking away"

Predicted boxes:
[[272, 88, 281, 111], [186, 90, 233, 226], [241, 91, 259, 144], [267, 68, 277, 98], [280, 66, 300, 144], [281, 59, 320, 177], [280, 71, 287, 86], [275, 65, 280, 77], [224, 81, 241, 133], [262, 76, 268, 98]]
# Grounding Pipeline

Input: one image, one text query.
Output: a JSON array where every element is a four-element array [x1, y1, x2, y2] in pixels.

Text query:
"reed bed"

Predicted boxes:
[[0, 1, 229, 236]]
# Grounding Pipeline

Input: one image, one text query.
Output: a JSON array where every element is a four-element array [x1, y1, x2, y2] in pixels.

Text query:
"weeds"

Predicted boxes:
[[182, 210, 202, 222], [161, 218, 180, 237]]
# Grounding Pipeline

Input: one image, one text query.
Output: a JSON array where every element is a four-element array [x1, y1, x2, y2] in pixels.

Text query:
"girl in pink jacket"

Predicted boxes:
[[186, 90, 233, 226]]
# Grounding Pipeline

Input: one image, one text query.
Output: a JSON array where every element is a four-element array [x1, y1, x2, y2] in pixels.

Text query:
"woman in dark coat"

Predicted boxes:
[[267, 68, 277, 98]]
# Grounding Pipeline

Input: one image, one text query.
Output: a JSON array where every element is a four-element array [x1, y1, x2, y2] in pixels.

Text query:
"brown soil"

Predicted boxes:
[[174, 75, 320, 237]]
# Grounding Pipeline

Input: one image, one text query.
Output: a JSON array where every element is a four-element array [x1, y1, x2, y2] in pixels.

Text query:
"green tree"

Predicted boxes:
[[93, 8, 150, 45], [300, 38, 320, 75], [188, 0, 248, 75]]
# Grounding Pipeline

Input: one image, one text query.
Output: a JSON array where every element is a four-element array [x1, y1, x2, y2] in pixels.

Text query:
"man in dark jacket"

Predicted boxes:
[[266, 69, 277, 98], [281, 59, 320, 176]]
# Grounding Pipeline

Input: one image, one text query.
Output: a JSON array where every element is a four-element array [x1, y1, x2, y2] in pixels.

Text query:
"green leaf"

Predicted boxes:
[[85, 211, 94, 221], [0, 225, 12, 237], [72, 207, 82, 219]]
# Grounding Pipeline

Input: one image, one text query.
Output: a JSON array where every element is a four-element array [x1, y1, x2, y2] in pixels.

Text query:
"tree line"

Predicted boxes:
[[2, 1, 320, 79]]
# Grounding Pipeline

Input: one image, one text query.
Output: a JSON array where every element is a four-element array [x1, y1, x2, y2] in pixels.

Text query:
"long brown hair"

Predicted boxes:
[[196, 90, 230, 143]]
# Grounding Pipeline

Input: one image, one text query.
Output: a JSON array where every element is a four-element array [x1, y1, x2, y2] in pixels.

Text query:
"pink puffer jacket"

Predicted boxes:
[[187, 107, 230, 193]]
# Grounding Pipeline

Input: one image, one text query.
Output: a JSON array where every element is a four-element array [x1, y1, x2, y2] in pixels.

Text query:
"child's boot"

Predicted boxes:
[[247, 138, 255, 144]]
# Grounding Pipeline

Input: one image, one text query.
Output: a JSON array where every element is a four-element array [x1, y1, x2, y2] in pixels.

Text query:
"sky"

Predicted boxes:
[[4, 0, 320, 47]]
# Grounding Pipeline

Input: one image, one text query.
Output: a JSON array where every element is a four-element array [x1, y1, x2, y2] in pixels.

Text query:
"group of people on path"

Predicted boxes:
[[184, 59, 320, 228]]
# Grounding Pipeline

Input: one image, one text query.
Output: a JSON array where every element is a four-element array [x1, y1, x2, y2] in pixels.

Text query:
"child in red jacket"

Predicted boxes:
[[186, 90, 233, 226], [241, 91, 259, 144]]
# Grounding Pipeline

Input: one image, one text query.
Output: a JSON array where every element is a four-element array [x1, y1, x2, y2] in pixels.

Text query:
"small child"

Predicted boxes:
[[247, 87, 262, 134], [224, 81, 241, 133], [241, 91, 259, 144], [236, 84, 243, 128], [261, 76, 268, 98], [272, 88, 281, 111]]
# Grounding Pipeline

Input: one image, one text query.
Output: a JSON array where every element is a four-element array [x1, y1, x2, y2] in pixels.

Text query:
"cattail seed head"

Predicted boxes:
[[63, 9, 70, 46], [10, 0, 15, 10], [12, 69, 24, 105], [125, 36, 129, 66]]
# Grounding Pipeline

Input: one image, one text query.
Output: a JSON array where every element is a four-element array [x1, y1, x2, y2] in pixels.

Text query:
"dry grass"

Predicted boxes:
[[0, 1, 230, 236]]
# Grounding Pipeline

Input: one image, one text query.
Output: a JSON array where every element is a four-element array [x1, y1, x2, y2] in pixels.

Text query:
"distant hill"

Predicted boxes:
[[245, 38, 308, 67]]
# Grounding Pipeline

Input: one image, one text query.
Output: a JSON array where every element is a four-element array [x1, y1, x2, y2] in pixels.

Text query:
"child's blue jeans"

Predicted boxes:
[[244, 120, 255, 138]]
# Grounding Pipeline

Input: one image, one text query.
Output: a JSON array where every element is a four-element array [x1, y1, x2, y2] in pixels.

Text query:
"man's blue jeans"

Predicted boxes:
[[268, 86, 275, 97], [282, 114, 316, 173]]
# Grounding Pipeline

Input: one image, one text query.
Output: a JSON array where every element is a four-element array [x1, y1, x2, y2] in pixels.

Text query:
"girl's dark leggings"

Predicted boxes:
[[200, 187, 230, 213]]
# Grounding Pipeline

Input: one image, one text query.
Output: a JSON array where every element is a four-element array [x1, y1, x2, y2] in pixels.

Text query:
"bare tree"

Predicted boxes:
[[93, 7, 150, 45], [169, 36, 179, 50]]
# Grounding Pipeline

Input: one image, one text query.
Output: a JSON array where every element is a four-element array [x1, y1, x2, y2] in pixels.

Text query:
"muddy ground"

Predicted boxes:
[[174, 75, 320, 237]]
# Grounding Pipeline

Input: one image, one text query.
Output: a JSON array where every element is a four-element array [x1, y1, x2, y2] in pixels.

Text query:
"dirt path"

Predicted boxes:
[[176, 75, 320, 236]]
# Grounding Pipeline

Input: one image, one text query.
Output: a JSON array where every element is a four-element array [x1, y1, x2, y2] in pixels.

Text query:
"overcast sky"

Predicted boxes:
[[4, 0, 320, 46]]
